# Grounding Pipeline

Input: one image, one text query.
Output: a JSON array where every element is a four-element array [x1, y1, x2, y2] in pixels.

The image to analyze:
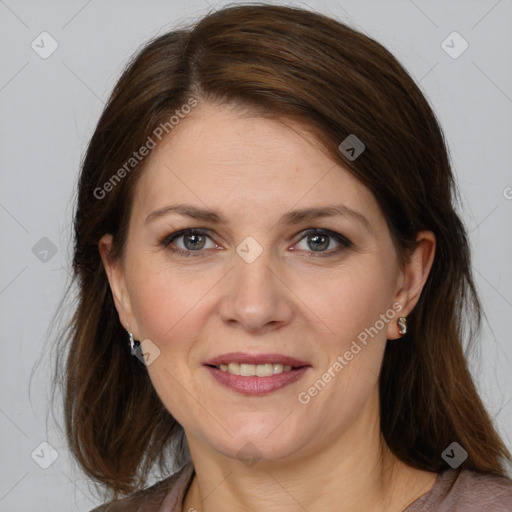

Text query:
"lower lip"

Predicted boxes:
[[204, 365, 311, 395]]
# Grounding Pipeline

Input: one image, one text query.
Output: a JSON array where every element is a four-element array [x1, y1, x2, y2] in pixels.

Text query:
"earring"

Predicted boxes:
[[397, 316, 407, 336], [127, 325, 140, 355]]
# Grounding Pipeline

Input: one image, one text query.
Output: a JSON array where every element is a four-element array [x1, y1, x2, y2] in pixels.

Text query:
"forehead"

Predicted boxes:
[[131, 104, 383, 229]]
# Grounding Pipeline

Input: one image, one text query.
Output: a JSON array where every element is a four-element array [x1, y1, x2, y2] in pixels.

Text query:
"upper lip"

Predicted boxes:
[[203, 352, 311, 368]]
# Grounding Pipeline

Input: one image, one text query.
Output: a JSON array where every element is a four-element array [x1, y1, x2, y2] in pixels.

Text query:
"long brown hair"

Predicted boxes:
[[51, 2, 511, 501]]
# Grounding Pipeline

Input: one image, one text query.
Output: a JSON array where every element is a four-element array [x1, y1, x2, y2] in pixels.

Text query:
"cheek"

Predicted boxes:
[[126, 254, 208, 341], [316, 261, 396, 347], [127, 247, 396, 360], [125, 261, 207, 424], [297, 262, 394, 411]]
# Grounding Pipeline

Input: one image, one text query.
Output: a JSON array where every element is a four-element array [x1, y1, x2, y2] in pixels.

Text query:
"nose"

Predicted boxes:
[[217, 252, 294, 334]]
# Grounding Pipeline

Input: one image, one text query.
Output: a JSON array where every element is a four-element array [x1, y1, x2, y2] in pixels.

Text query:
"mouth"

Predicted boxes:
[[203, 352, 310, 368], [205, 362, 305, 376], [202, 352, 312, 395]]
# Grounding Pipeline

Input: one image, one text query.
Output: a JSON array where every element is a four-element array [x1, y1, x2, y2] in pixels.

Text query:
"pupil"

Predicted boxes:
[[309, 234, 329, 251], [184, 234, 205, 250]]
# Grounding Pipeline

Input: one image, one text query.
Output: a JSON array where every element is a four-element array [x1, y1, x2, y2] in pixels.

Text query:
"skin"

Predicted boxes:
[[100, 103, 437, 512]]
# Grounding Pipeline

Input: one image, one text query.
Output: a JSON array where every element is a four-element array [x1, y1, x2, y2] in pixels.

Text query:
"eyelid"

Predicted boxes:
[[160, 228, 218, 250], [292, 228, 352, 256], [295, 228, 352, 246], [160, 227, 352, 256]]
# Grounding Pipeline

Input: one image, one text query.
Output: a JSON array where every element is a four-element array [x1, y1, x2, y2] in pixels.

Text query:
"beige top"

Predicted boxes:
[[92, 462, 512, 511]]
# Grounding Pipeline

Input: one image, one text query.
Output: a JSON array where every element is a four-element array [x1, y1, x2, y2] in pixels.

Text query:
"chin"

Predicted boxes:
[[206, 421, 308, 465]]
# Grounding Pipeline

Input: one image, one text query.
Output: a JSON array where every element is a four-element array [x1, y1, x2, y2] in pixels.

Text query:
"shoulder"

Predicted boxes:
[[408, 468, 512, 511], [449, 470, 512, 510], [88, 463, 194, 512]]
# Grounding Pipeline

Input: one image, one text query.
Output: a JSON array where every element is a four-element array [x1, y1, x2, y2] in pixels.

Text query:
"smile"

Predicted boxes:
[[215, 363, 294, 376]]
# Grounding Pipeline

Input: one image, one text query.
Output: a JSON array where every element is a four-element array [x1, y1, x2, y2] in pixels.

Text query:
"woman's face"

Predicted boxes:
[[101, 103, 431, 464]]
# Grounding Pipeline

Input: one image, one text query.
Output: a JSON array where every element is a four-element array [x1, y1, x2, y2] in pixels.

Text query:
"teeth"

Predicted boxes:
[[218, 363, 294, 376]]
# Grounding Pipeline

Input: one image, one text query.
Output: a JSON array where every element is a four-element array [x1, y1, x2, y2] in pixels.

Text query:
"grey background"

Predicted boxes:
[[1, 0, 511, 510]]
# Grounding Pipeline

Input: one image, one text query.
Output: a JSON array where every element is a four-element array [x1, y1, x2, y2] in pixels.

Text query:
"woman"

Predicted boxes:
[[55, 3, 512, 511]]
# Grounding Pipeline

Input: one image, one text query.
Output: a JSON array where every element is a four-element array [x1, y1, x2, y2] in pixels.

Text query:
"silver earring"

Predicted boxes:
[[397, 316, 407, 336], [127, 325, 140, 355]]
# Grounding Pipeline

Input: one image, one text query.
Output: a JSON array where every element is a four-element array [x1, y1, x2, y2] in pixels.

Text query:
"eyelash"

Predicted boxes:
[[160, 228, 352, 258]]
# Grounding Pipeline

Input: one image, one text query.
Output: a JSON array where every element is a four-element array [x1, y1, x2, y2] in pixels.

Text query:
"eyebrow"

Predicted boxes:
[[144, 203, 373, 234]]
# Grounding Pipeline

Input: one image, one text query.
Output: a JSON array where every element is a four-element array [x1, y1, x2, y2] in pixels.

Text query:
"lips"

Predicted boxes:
[[204, 365, 311, 395], [203, 352, 310, 368]]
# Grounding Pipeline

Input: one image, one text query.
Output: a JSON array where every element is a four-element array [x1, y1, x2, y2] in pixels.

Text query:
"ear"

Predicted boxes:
[[387, 230, 436, 340], [98, 233, 137, 335]]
